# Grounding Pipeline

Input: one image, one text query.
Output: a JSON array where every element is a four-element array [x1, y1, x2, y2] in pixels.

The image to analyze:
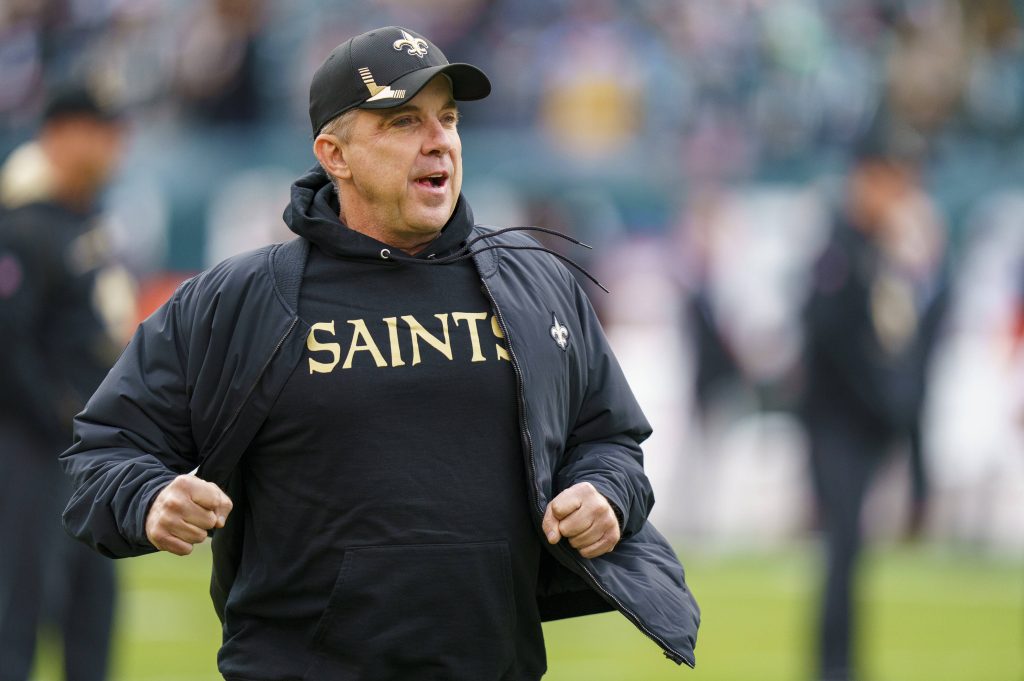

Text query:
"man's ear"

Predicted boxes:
[[313, 134, 351, 181]]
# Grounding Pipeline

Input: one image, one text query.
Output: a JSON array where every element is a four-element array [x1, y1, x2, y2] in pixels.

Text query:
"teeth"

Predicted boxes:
[[418, 173, 445, 186], [416, 173, 446, 186]]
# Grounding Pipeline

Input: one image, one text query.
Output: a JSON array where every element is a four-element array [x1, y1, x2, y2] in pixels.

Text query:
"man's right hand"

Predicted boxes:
[[145, 474, 233, 556]]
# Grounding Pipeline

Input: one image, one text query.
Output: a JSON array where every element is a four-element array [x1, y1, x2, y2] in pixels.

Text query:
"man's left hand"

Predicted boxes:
[[541, 482, 621, 559]]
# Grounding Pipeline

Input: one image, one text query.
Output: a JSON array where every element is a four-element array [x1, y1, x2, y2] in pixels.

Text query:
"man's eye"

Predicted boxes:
[[443, 112, 460, 126], [392, 116, 415, 127]]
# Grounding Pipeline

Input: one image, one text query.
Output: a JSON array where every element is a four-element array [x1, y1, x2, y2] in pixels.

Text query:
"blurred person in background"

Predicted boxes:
[[800, 117, 948, 681], [0, 83, 131, 681], [173, 0, 268, 125], [1014, 269, 1024, 426]]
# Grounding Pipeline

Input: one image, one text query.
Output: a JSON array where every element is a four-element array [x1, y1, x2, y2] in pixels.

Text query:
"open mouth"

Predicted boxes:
[[415, 172, 448, 189]]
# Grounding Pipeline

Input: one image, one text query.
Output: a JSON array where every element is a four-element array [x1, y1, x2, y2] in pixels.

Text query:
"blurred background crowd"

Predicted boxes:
[[1, 0, 1022, 680]]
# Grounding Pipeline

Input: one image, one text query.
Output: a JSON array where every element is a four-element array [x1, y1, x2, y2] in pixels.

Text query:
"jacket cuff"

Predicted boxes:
[[608, 499, 625, 531], [128, 472, 178, 550]]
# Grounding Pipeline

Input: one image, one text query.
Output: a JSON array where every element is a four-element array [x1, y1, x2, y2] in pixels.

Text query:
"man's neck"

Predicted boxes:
[[336, 205, 442, 256]]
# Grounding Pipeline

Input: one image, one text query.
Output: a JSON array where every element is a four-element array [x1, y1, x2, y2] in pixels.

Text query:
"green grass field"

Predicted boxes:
[[30, 542, 1023, 681]]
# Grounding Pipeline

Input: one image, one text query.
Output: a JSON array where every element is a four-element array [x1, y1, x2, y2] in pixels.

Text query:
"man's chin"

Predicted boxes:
[[409, 207, 456, 233]]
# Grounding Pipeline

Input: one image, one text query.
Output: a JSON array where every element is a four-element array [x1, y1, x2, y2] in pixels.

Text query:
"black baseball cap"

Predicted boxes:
[[42, 83, 122, 124], [309, 26, 491, 135], [851, 110, 928, 168]]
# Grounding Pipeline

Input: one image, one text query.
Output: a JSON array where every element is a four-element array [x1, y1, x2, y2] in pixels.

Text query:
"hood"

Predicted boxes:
[[282, 165, 473, 262], [282, 166, 606, 290]]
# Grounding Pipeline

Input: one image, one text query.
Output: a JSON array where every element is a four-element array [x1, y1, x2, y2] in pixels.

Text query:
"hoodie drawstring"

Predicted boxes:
[[384, 226, 609, 293]]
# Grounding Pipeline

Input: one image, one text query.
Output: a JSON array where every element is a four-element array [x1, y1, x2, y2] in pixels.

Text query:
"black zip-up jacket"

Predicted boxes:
[[61, 168, 700, 670]]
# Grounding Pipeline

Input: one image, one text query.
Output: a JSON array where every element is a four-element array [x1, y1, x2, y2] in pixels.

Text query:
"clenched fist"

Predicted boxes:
[[145, 474, 233, 556], [541, 482, 621, 559]]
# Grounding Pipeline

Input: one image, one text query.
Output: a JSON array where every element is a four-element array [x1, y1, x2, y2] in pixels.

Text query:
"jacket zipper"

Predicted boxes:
[[241, 316, 299, 416], [477, 276, 692, 668], [203, 316, 299, 464], [479, 278, 542, 528]]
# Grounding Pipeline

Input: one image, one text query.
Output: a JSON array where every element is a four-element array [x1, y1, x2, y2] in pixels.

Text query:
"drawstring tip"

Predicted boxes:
[[595, 281, 610, 294], [562, 234, 593, 250]]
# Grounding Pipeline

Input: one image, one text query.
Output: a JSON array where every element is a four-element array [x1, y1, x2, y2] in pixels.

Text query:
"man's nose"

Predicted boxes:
[[422, 118, 452, 155]]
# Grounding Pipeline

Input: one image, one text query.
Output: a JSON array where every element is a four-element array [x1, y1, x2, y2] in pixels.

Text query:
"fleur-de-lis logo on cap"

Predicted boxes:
[[550, 313, 570, 351], [393, 30, 429, 58]]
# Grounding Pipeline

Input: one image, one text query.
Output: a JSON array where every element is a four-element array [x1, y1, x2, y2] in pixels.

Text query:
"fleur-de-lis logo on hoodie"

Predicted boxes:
[[550, 313, 570, 351], [393, 30, 429, 58]]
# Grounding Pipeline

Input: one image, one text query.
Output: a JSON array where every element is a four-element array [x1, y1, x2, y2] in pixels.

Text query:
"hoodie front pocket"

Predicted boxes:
[[304, 540, 518, 681]]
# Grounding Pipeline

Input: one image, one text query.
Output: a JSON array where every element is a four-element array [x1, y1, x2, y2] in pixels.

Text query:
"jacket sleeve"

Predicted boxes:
[[0, 217, 78, 442], [60, 284, 199, 558], [555, 279, 655, 540]]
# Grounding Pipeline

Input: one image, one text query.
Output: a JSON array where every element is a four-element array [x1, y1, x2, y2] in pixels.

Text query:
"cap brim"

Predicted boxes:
[[357, 63, 490, 110]]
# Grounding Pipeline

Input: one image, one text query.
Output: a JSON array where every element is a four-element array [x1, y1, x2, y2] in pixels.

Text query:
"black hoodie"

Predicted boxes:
[[222, 176, 545, 679]]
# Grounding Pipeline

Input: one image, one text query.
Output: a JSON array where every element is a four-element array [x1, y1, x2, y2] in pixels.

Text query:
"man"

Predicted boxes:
[[0, 84, 129, 681], [800, 121, 947, 681], [61, 26, 699, 680]]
